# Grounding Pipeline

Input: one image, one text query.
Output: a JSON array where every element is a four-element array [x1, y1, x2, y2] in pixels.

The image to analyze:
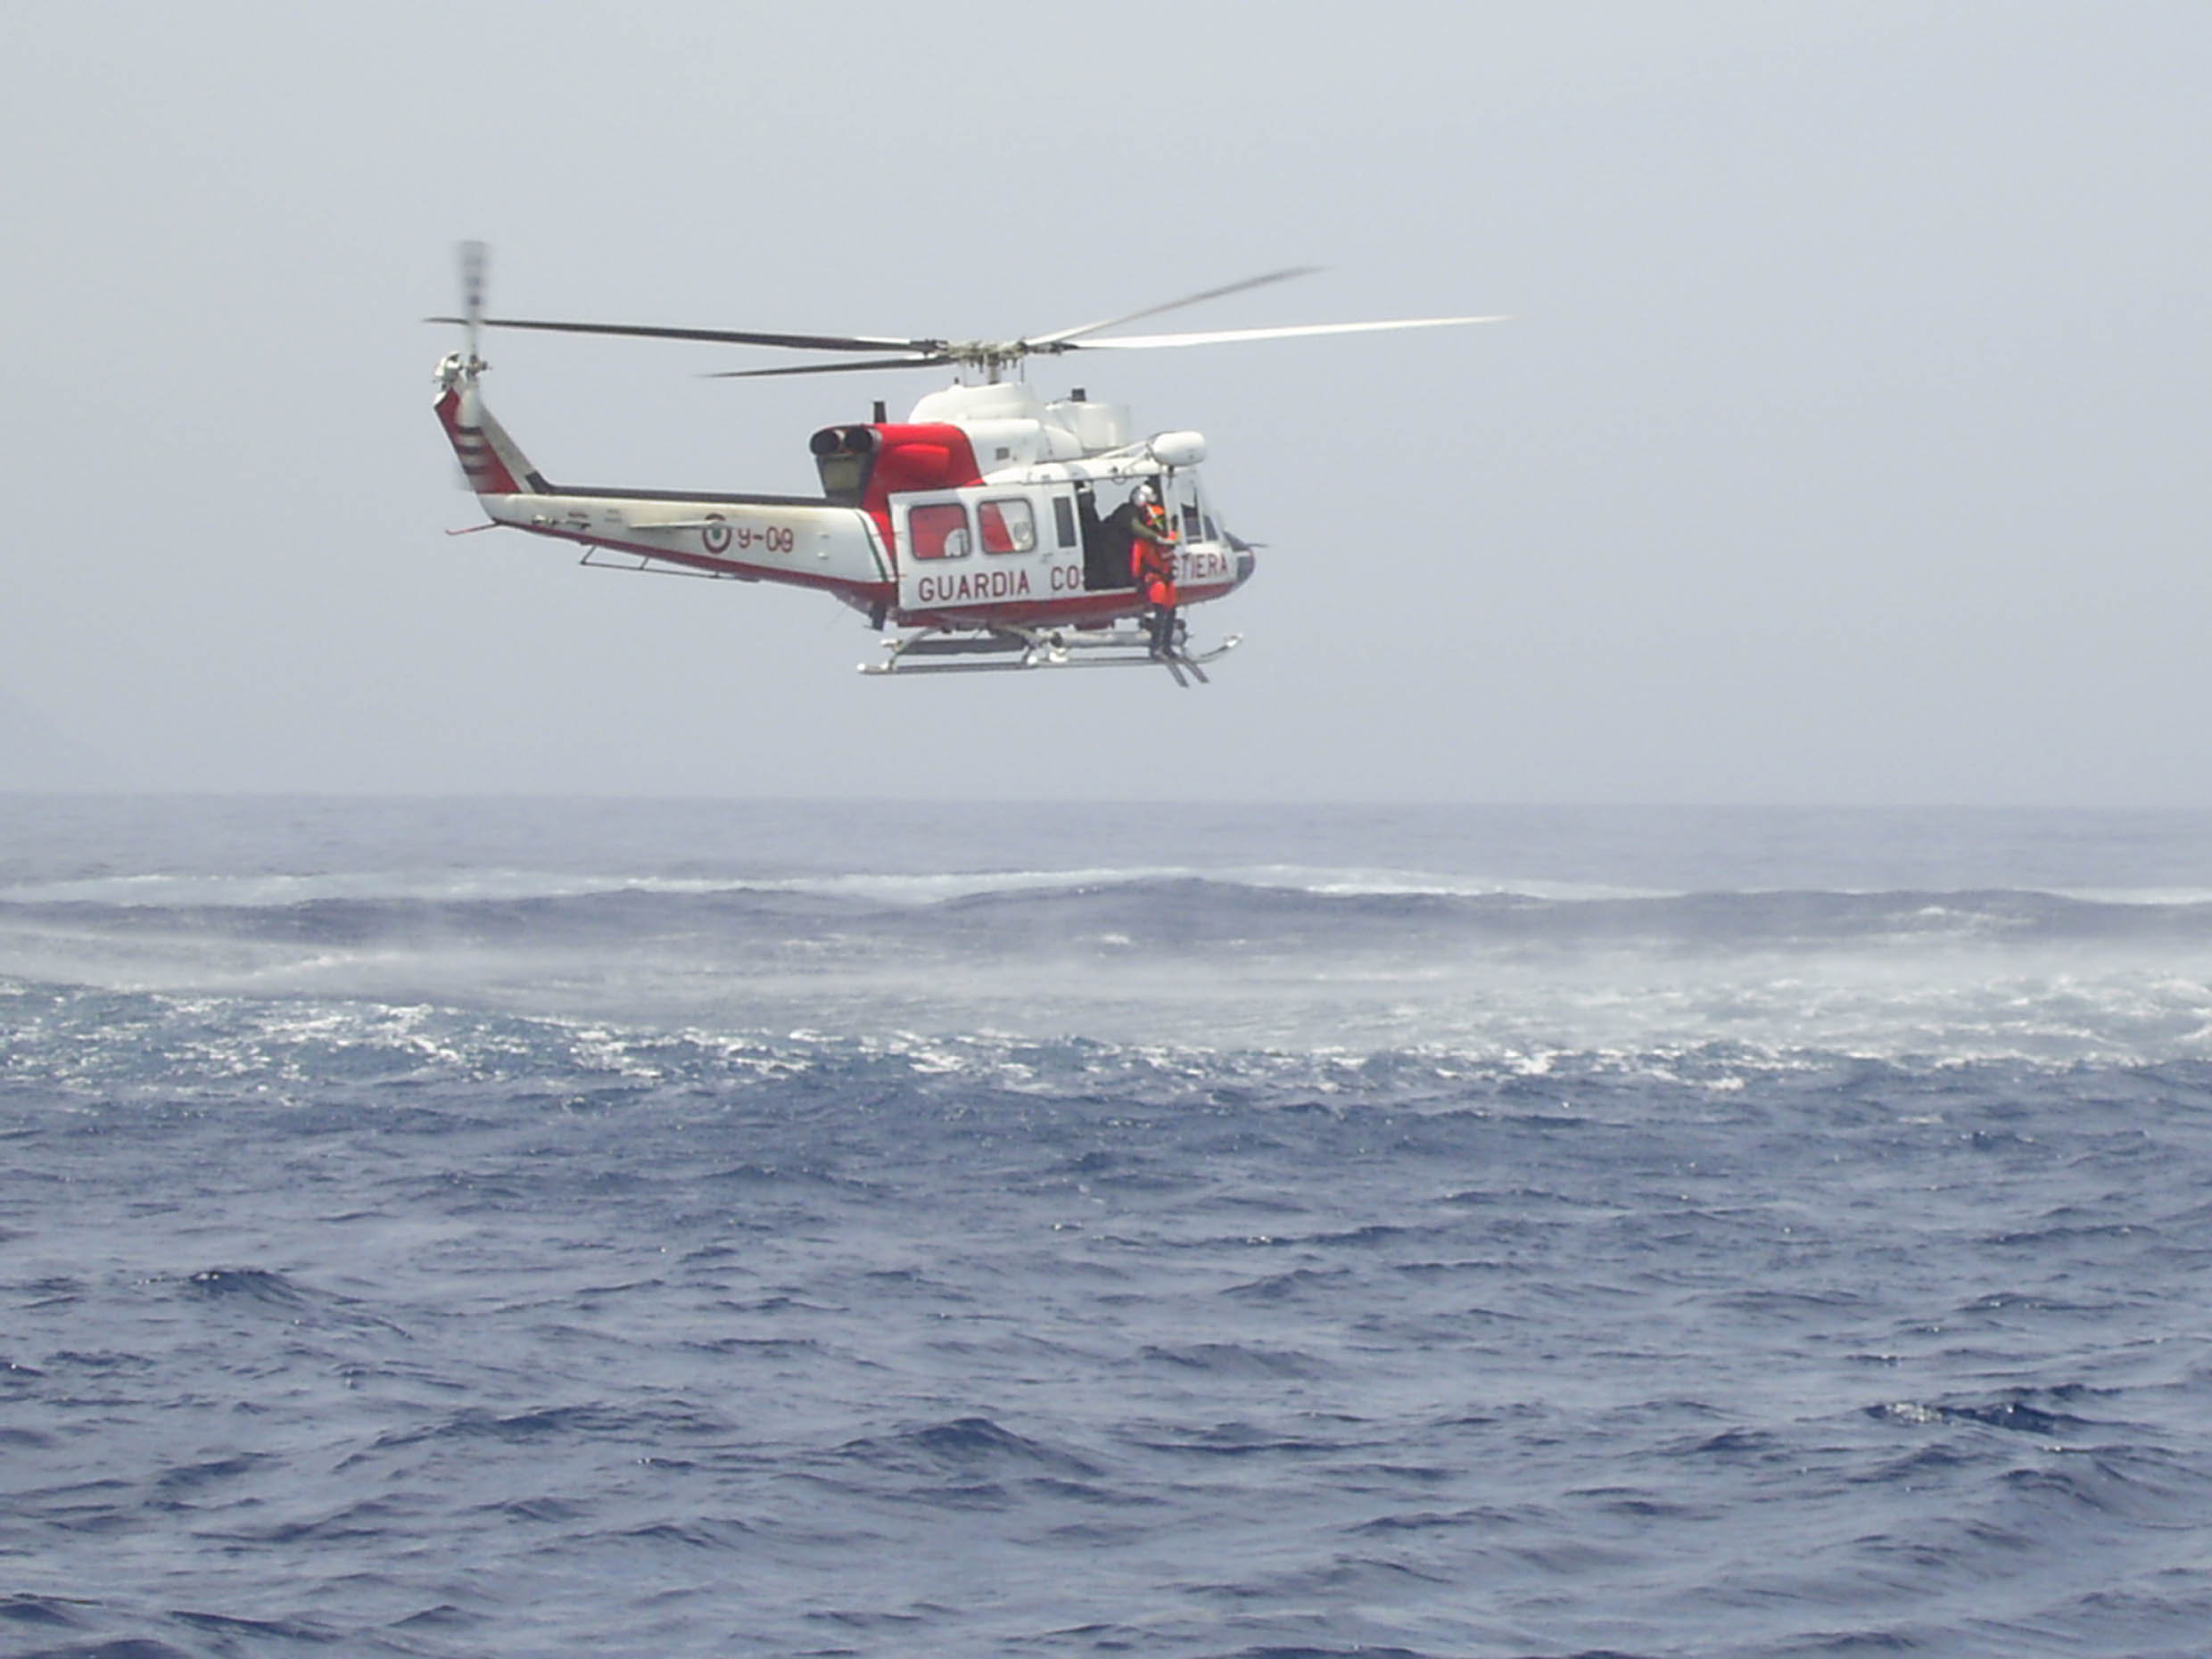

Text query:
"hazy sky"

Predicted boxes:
[[3, 2, 2206, 804]]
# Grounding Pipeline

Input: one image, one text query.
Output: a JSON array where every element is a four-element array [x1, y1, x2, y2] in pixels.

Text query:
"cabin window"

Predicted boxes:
[[1052, 495, 1077, 549], [978, 499, 1036, 555], [909, 502, 971, 559]]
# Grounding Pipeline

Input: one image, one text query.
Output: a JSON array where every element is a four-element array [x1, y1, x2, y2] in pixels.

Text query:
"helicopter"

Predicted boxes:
[[432, 244, 1501, 684]]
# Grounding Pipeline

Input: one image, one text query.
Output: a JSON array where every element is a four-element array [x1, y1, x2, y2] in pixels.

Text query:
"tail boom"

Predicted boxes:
[[433, 356, 893, 612]]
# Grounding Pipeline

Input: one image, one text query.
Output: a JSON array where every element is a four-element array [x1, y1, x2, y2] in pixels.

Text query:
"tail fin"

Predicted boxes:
[[433, 359, 548, 497]]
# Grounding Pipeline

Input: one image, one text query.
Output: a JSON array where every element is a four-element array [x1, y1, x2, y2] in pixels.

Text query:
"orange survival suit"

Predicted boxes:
[[1130, 494, 1177, 600], [1127, 496, 1181, 658]]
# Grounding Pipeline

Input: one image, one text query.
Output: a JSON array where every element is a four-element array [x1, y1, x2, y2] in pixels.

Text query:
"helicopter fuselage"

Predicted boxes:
[[435, 359, 1254, 636]]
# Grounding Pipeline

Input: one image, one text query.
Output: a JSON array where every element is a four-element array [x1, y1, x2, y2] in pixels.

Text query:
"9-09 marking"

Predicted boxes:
[[700, 520, 795, 556]]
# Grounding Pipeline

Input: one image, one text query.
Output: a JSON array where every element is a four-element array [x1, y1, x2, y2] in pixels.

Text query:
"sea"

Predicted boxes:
[[4, 796, 2211, 1659]]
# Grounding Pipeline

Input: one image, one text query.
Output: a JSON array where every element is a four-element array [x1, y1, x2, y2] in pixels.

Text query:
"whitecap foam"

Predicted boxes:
[[0, 869, 750, 907], [0, 862, 1672, 911], [2052, 887, 2212, 907]]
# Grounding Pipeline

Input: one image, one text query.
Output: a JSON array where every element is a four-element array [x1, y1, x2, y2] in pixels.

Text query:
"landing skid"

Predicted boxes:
[[862, 626, 1239, 684]]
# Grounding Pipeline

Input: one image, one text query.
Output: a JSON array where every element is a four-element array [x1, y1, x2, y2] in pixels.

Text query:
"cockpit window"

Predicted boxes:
[[1175, 476, 1206, 542]]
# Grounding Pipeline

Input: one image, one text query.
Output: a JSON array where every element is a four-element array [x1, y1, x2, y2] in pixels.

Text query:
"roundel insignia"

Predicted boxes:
[[702, 516, 731, 554]]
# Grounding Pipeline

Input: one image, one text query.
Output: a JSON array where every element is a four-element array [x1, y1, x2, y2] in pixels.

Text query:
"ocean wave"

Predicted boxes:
[[0, 862, 1656, 911], [8, 872, 2212, 947]]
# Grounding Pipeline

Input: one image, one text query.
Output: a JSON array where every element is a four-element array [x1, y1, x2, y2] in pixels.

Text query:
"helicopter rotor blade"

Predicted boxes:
[[422, 314, 944, 356], [702, 355, 957, 380], [424, 251, 1498, 384], [1066, 315, 1511, 351], [1030, 266, 1324, 347]]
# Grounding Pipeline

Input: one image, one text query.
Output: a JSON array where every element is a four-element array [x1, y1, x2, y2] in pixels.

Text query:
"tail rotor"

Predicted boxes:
[[458, 239, 488, 370]]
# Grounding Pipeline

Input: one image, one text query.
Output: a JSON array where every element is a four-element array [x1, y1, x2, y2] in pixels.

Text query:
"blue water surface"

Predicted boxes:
[[4, 797, 2211, 1658]]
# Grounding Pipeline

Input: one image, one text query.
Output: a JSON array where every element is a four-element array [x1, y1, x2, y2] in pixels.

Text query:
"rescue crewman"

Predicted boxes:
[[1126, 482, 1180, 658]]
